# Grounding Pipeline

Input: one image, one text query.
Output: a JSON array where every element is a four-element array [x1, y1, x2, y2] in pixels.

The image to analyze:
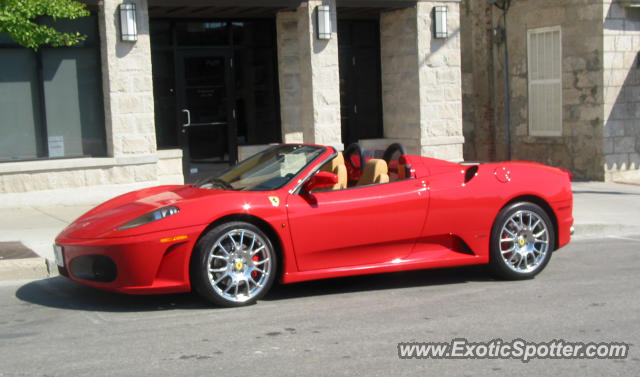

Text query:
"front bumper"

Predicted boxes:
[[55, 225, 205, 294]]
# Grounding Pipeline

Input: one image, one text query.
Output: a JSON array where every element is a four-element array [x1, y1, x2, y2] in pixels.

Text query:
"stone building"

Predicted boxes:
[[461, 0, 640, 182], [0, 0, 464, 193]]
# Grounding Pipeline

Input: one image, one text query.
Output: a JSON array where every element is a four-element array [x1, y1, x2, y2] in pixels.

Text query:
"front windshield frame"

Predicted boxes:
[[196, 144, 327, 191]]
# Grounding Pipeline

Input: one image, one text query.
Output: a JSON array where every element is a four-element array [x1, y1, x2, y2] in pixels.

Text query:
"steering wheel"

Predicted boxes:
[[382, 143, 408, 164], [343, 142, 365, 171]]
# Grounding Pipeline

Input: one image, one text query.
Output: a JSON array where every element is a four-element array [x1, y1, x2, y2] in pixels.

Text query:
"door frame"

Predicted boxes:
[[175, 47, 238, 178]]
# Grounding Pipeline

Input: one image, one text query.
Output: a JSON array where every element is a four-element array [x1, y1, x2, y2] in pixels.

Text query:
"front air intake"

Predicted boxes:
[[69, 255, 117, 283]]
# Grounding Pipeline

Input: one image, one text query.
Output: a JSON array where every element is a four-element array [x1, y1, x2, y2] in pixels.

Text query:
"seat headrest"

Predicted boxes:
[[357, 158, 388, 186], [321, 152, 345, 172]]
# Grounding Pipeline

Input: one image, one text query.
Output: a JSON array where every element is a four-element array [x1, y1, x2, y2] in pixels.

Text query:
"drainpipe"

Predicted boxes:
[[490, 0, 512, 160]]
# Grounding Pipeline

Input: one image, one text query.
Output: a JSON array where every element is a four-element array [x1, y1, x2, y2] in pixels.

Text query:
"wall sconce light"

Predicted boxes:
[[433, 6, 448, 39], [316, 5, 331, 40], [119, 2, 137, 42]]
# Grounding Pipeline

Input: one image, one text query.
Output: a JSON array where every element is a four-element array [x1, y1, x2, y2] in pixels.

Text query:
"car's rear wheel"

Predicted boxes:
[[191, 221, 276, 307], [489, 202, 554, 280]]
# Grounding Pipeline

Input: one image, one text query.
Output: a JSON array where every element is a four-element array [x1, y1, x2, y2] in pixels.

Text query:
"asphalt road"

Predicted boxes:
[[1, 236, 639, 377]]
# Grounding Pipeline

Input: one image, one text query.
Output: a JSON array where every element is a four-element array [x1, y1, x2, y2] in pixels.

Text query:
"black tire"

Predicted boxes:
[[191, 221, 277, 307], [489, 202, 554, 280]]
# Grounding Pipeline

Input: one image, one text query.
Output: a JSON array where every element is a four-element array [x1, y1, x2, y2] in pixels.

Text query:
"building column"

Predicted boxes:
[[99, 0, 157, 161], [276, 1, 343, 149], [379, 1, 464, 161]]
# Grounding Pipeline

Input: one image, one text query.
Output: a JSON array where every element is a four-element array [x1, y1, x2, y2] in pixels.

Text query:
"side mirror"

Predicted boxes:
[[303, 171, 338, 193]]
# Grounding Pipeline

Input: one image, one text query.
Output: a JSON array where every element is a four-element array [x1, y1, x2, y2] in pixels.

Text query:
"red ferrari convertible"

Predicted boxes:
[[55, 143, 573, 306]]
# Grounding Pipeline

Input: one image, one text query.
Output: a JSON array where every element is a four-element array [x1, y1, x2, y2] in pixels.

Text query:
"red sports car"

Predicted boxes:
[[54, 143, 573, 307]]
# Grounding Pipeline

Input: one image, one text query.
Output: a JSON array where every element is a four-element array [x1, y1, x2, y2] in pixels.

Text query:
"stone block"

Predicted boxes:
[[604, 137, 614, 154], [133, 75, 154, 92], [563, 56, 586, 72], [132, 164, 158, 182], [615, 35, 634, 51], [579, 105, 604, 122], [624, 119, 640, 137], [114, 114, 137, 134], [84, 168, 108, 186], [436, 69, 459, 85], [421, 143, 463, 161], [122, 136, 153, 154], [603, 52, 625, 69], [110, 75, 131, 92], [603, 36, 617, 52], [135, 114, 156, 134], [117, 95, 145, 115], [105, 166, 134, 184], [48, 170, 87, 190], [614, 136, 636, 153]]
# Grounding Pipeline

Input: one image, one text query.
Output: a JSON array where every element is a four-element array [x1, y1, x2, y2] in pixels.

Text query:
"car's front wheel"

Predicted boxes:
[[489, 202, 555, 280], [191, 221, 276, 306]]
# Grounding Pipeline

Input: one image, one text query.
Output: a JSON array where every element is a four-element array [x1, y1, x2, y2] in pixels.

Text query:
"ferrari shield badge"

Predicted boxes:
[[268, 196, 280, 207]]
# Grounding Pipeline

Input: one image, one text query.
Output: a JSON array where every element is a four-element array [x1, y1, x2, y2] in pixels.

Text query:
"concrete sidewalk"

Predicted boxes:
[[1, 181, 639, 280]]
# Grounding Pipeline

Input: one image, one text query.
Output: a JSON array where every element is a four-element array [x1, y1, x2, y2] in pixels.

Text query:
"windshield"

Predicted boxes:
[[196, 145, 325, 191]]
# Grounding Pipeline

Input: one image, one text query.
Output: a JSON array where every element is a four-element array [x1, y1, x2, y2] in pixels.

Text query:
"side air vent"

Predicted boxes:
[[464, 165, 478, 183]]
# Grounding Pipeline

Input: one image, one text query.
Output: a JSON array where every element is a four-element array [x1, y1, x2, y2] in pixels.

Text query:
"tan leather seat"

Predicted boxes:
[[356, 159, 389, 186], [319, 152, 347, 190]]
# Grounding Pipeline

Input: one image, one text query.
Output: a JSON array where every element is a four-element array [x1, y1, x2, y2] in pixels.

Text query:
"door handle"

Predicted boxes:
[[182, 109, 191, 128]]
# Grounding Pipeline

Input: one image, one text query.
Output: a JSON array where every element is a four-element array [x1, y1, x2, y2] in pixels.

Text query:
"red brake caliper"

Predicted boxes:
[[252, 255, 260, 278]]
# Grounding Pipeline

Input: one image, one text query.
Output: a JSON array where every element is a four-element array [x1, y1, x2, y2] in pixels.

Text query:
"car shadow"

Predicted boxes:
[[15, 277, 211, 313], [15, 265, 494, 312]]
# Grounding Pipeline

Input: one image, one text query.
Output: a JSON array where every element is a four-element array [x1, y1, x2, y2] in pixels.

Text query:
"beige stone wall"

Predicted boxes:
[[416, 2, 464, 161], [379, 2, 464, 161], [603, 1, 640, 182], [462, 0, 606, 179], [99, 0, 157, 159], [0, 149, 183, 193], [276, 10, 304, 143], [276, 1, 342, 149]]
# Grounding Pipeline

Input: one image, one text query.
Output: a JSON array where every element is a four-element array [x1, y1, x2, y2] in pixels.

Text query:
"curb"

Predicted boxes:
[[0, 258, 58, 281], [572, 224, 640, 239]]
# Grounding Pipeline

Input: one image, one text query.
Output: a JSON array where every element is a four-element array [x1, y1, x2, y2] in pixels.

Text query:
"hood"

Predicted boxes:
[[60, 185, 223, 239]]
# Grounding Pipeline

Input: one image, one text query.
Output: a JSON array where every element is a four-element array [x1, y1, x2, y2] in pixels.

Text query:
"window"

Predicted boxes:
[[527, 26, 562, 136], [0, 15, 105, 162]]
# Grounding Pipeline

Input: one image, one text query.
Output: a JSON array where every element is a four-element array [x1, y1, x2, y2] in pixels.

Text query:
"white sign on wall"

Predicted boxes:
[[48, 136, 64, 157]]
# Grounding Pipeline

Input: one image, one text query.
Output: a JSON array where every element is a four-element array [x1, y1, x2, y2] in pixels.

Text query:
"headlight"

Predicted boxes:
[[117, 206, 180, 230]]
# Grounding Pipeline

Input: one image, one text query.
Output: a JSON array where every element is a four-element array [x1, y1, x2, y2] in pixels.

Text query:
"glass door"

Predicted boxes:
[[176, 49, 236, 182]]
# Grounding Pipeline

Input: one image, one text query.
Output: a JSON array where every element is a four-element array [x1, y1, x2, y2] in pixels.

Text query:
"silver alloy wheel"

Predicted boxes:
[[498, 209, 550, 273], [206, 228, 273, 303]]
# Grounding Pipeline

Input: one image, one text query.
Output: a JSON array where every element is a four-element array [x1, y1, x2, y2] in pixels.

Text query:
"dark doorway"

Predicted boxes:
[[338, 20, 383, 146], [176, 50, 236, 181], [150, 19, 281, 183]]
